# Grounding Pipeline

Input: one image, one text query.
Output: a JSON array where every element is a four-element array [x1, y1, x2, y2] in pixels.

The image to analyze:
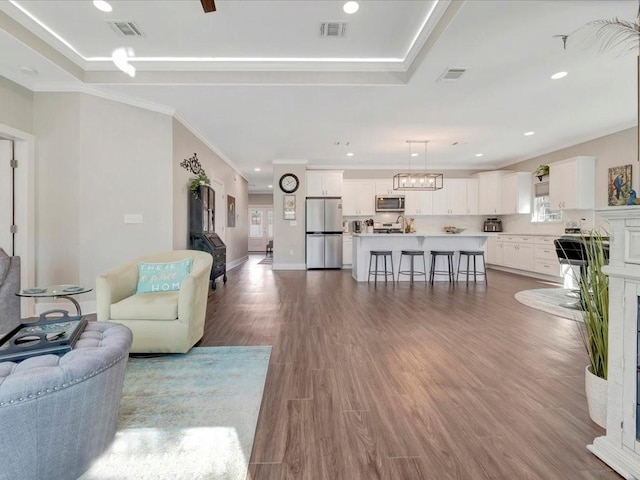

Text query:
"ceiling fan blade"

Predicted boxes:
[[201, 0, 216, 13]]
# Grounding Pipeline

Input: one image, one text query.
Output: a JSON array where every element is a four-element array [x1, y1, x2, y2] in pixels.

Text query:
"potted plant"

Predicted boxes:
[[577, 231, 609, 428], [533, 164, 549, 181], [189, 172, 210, 197]]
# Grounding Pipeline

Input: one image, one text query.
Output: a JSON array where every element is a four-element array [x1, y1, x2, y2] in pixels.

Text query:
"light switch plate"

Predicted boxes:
[[124, 214, 143, 224]]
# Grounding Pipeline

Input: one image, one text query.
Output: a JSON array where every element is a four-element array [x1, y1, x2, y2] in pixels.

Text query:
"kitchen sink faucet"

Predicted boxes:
[[396, 214, 406, 233]]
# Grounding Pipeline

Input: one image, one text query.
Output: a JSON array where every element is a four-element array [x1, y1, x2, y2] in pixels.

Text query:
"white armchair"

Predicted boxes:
[[96, 250, 213, 353]]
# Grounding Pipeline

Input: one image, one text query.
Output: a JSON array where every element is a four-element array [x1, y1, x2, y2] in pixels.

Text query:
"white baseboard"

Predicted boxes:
[[272, 263, 307, 271], [227, 255, 248, 270], [487, 265, 562, 283]]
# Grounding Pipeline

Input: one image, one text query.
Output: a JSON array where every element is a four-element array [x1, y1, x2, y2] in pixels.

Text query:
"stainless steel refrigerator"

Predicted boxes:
[[306, 197, 343, 269]]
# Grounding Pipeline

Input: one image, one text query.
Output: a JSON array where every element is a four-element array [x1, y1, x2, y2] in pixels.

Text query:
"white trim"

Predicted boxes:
[[272, 263, 307, 270], [173, 114, 248, 182], [272, 159, 308, 165], [227, 255, 248, 270], [33, 83, 176, 116]]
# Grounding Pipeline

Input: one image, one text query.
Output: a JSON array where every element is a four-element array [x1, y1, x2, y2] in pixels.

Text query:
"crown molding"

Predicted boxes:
[[173, 113, 248, 182], [272, 160, 309, 165]]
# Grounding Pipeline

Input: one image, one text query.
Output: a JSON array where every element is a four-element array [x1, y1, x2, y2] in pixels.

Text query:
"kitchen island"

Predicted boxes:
[[352, 232, 496, 282]]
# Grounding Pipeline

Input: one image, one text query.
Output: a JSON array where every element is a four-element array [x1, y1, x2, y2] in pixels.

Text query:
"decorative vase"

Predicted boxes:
[[585, 365, 607, 429]]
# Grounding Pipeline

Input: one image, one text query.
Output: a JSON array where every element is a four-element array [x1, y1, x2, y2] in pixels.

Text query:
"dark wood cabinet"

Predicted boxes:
[[189, 185, 227, 289]]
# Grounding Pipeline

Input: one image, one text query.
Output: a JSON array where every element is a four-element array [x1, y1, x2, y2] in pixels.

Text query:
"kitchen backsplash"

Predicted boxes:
[[344, 209, 609, 234]]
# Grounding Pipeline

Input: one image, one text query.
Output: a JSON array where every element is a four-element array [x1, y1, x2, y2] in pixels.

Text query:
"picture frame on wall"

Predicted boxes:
[[608, 165, 632, 206], [227, 195, 236, 227], [284, 195, 296, 220]]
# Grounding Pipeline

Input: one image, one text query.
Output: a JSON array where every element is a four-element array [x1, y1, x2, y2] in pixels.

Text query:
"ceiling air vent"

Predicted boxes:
[[437, 68, 467, 82], [109, 21, 145, 37], [320, 22, 347, 37]]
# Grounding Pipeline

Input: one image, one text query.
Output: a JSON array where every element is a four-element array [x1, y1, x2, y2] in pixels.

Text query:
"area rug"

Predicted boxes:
[[257, 256, 273, 265], [80, 346, 271, 480], [514, 288, 583, 322]]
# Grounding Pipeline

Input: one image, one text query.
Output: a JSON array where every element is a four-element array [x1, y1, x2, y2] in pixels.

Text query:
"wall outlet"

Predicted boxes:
[[124, 214, 143, 224]]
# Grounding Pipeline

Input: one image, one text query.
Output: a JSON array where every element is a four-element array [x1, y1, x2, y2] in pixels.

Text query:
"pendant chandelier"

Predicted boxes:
[[393, 140, 443, 191]]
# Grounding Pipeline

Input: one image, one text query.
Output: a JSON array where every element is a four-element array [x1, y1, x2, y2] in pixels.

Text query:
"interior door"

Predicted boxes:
[[248, 206, 273, 252], [0, 140, 12, 254]]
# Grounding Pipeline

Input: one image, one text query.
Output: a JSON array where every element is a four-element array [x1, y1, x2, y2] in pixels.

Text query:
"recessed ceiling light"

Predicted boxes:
[[524, 131, 535, 136], [411, 153, 419, 157], [254, 168, 261, 171], [343, 1, 359, 14], [268, 185, 273, 188], [93, 0, 112, 12], [346, 152, 354, 157], [551, 71, 568, 80], [475, 153, 483, 157]]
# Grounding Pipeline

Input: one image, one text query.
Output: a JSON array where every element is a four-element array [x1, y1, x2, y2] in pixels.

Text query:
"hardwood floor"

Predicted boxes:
[[201, 256, 620, 480]]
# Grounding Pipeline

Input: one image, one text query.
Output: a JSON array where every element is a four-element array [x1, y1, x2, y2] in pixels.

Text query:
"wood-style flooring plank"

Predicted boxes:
[[202, 257, 622, 480]]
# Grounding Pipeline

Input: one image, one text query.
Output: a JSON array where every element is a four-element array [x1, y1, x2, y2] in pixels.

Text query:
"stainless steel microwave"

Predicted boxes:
[[376, 195, 405, 212]]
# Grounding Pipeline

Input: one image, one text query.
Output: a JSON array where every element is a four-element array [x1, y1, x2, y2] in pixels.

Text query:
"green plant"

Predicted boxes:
[[578, 231, 609, 380], [534, 164, 549, 178], [189, 172, 210, 193]]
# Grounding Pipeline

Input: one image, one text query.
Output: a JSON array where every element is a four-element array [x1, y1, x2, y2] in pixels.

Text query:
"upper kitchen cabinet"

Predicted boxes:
[[375, 180, 403, 196], [500, 172, 532, 215], [477, 171, 507, 215], [432, 179, 478, 215], [404, 190, 433, 215], [307, 170, 343, 197], [342, 180, 375, 216], [549, 156, 596, 210]]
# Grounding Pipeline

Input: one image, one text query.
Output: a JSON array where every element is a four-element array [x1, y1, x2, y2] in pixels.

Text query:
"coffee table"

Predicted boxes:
[[16, 285, 93, 316]]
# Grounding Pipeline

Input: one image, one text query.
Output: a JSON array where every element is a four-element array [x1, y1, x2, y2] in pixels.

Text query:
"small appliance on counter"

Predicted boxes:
[[564, 219, 585, 234], [483, 217, 502, 232], [352, 220, 362, 233], [373, 222, 403, 234], [342, 220, 350, 233]]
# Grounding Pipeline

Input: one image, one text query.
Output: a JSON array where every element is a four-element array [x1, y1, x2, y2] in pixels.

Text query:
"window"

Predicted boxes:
[[532, 195, 561, 223]]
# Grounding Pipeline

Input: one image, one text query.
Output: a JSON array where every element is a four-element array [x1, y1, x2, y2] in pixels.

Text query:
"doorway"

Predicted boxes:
[[248, 206, 273, 253]]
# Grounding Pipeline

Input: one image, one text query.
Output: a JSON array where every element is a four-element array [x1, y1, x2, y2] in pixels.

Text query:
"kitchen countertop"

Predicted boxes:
[[354, 232, 497, 237]]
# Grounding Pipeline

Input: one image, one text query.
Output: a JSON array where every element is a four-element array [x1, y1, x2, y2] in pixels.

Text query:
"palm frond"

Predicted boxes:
[[571, 17, 640, 53], [584, 18, 640, 52]]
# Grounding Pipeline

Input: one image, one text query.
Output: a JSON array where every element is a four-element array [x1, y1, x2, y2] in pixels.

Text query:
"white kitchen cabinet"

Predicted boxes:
[[549, 156, 595, 210], [342, 180, 375, 216], [404, 190, 433, 215], [375, 180, 402, 196], [432, 179, 477, 215], [500, 172, 532, 215], [486, 236, 503, 265], [343, 234, 353, 266], [466, 179, 479, 215], [477, 171, 507, 215], [307, 170, 343, 197], [533, 236, 561, 276], [501, 235, 534, 271]]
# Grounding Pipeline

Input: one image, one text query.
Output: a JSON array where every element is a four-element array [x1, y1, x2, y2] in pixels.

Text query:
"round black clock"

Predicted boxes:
[[279, 173, 300, 193]]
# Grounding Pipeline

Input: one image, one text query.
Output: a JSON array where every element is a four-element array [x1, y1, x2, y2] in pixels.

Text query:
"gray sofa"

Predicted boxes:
[[0, 321, 133, 480]]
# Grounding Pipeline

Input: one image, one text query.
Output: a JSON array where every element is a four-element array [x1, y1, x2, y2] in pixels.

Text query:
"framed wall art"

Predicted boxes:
[[284, 195, 296, 220], [227, 195, 236, 227], [608, 165, 632, 206]]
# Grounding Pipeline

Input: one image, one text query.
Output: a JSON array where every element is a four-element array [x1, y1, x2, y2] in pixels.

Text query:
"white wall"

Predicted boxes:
[[33, 92, 174, 300], [0, 76, 32, 134], [78, 94, 173, 287], [172, 118, 248, 263], [248, 193, 273, 206], [272, 163, 307, 269]]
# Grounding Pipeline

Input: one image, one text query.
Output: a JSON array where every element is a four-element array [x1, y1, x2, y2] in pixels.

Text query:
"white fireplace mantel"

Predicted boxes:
[[589, 206, 640, 480]]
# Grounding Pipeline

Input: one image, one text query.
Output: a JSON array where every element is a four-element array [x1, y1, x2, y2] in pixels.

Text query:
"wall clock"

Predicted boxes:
[[279, 173, 300, 193]]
